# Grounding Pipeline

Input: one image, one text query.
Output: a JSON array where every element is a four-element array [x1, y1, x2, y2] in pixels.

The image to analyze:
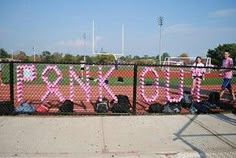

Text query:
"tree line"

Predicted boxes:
[[0, 49, 170, 64], [0, 43, 235, 66]]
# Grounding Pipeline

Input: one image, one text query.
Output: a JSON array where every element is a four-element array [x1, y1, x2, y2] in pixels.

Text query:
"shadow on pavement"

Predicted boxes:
[[210, 113, 236, 126], [173, 114, 236, 157], [173, 115, 207, 157]]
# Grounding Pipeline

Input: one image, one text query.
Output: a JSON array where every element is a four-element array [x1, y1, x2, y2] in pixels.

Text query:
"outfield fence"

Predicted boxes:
[[0, 61, 235, 115]]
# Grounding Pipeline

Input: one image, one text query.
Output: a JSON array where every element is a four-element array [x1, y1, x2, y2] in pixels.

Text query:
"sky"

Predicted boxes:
[[0, 0, 236, 57]]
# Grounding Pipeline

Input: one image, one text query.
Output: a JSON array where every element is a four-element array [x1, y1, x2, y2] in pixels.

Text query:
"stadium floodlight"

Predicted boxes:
[[158, 16, 164, 65], [92, 20, 95, 55], [83, 32, 86, 54], [121, 24, 125, 56]]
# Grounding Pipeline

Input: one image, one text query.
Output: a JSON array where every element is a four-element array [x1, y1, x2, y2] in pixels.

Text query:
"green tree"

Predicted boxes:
[[0, 48, 10, 59], [143, 55, 149, 59], [40, 51, 52, 62], [119, 56, 126, 62], [133, 55, 140, 59], [15, 51, 27, 61], [52, 52, 63, 62], [63, 54, 74, 62], [85, 55, 94, 63], [94, 54, 115, 63], [126, 55, 132, 59], [207, 43, 236, 66], [29, 54, 40, 62], [161, 52, 170, 61], [178, 52, 190, 65], [179, 52, 189, 58], [74, 55, 83, 63]]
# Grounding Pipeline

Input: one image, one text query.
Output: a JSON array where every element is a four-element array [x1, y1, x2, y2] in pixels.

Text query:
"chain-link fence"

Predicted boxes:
[[0, 61, 235, 115]]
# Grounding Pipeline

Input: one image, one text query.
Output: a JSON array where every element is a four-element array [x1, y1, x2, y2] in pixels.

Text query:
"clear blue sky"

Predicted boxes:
[[0, 0, 236, 57]]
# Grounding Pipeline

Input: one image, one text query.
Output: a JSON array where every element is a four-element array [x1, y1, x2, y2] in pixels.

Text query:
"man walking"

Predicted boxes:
[[219, 51, 235, 101]]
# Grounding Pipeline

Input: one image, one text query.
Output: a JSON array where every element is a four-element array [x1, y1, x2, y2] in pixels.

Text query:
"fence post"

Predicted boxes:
[[9, 62, 14, 106], [132, 64, 138, 114]]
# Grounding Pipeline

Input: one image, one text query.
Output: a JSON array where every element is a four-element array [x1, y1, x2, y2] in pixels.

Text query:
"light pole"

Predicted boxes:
[[121, 24, 124, 56], [158, 16, 164, 64], [92, 20, 95, 55], [83, 32, 86, 54], [33, 46, 35, 61]]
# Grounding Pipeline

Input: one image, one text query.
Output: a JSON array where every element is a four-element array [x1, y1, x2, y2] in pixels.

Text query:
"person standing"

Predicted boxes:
[[191, 56, 205, 95], [219, 51, 235, 101], [80, 61, 85, 80]]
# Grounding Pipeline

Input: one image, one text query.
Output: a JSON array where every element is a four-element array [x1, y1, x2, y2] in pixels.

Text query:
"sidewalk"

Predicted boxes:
[[0, 114, 236, 158]]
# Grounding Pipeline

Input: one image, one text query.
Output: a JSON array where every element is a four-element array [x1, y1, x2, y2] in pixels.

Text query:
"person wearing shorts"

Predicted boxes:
[[220, 51, 235, 101]]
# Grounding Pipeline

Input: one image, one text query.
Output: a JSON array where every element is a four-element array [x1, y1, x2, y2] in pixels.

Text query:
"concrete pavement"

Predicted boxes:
[[0, 114, 236, 158]]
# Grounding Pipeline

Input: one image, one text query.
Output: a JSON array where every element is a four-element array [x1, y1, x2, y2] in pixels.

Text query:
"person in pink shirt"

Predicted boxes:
[[219, 51, 235, 101], [191, 56, 206, 95]]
